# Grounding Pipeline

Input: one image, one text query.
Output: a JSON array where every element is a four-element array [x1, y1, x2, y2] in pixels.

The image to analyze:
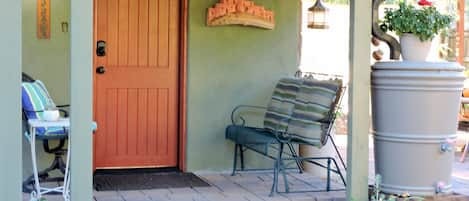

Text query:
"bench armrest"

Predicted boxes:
[[231, 105, 267, 126]]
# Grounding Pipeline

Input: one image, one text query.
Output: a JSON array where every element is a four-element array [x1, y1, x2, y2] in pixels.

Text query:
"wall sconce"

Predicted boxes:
[[308, 0, 329, 29]]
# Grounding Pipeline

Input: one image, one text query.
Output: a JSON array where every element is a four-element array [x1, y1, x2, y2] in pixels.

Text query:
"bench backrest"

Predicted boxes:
[[264, 77, 343, 147], [264, 78, 302, 133]]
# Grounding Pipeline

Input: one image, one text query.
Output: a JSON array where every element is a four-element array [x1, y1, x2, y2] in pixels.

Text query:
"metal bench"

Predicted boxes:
[[225, 72, 347, 196]]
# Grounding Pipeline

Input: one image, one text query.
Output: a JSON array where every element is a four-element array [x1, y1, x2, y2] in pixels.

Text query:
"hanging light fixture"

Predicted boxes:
[[308, 0, 329, 29]]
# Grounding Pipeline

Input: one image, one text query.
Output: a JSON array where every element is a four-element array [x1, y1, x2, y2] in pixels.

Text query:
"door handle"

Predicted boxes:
[[96, 66, 106, 74]]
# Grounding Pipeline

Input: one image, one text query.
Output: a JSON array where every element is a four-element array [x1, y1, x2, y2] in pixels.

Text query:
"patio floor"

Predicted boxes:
[[23, 135, 469, 201]]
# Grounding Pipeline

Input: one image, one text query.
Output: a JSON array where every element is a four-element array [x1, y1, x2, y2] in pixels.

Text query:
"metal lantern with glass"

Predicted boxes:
[[308, 0, 329, 29]]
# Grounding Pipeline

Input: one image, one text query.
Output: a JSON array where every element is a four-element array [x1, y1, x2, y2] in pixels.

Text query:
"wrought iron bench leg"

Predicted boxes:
[[326, 158, 331, 191], [331, 158, 347, 186], [270, 143, 282, 197], [287, 143, 304, 173], [231, 144, 239, 176], [239, 144, 245, 170], [279, 143, 290, 193], [270, 143, 289, 196], [330, 135, 346, 171], [269, 160, 278, 197]]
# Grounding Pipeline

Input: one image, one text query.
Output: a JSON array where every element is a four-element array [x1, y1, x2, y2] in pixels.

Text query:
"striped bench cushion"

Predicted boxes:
[[264, 78, 302, 133], [287, 79, 341, 146], [22, 80, 67, 137]]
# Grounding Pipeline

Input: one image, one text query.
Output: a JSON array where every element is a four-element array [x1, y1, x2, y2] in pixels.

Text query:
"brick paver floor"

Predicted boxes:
[[23, 134, 469, 201]]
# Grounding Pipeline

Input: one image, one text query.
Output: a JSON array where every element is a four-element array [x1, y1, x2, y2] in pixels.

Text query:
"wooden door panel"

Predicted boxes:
[[138, 0, 149, 66], [94, 0, 179, 169], [128, 0, 139, 66], [96, 87, 176, 167]]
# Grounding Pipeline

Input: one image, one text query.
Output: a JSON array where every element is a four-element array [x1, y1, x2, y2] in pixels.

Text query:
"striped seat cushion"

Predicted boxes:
[[263, 78, 302, 133], [22, 81, 67, 137], [286, 79, 341, 146]]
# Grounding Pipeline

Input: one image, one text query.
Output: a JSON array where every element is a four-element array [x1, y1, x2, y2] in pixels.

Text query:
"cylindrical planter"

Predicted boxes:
[[371, 61, 465, 196], [400, 34, 433, 61]]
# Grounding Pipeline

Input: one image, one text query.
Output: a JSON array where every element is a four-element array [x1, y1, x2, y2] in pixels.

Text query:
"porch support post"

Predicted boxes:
[[70, 0, 93, 200], [0, 1, 22, 200], [347, 0, 371, 201]]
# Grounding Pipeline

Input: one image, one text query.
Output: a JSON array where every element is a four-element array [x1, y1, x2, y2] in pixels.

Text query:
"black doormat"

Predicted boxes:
[[93, 168, 210, 191]]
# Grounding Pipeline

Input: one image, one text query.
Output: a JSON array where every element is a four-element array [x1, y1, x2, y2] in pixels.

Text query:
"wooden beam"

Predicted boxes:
[[347, 0, 372, 200], [0, 0, 22, 200], [457, 0, 465, 65], [70, 0, 93, 200]]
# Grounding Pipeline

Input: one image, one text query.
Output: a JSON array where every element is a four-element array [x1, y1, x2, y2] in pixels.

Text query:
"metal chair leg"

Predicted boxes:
[[231, 144, 239, 176]]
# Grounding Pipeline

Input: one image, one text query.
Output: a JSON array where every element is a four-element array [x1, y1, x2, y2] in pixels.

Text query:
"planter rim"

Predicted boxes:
[[372, 61, 464, 71]]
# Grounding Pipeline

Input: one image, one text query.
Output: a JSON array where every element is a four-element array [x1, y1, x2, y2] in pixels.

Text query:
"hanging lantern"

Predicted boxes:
[[308, 0, 329, 29]]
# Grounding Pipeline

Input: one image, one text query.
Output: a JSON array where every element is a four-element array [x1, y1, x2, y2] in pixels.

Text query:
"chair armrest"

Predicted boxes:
[[231, 105, 267, 126], [56, 105, 70, 117], [23, 108, 69, 118], [58, 109, 69, 118], [23, 109, 43, 113]]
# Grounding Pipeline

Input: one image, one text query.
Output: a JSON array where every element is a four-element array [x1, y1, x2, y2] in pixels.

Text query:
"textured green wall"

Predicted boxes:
[[186, 0, 301, 171], [22, 0, 70, 178]]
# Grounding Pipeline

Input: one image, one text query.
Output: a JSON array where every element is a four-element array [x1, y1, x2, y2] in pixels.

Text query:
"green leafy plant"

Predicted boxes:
[[380, 2, 453, 41]]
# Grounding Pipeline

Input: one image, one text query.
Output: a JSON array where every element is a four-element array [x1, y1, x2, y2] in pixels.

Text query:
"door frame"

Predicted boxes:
[[92, 0, 188, 172], [179, 0, 188, 172]]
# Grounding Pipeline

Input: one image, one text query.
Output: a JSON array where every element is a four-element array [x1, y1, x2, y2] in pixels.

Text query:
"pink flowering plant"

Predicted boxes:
[[380, 0, 453, 41]]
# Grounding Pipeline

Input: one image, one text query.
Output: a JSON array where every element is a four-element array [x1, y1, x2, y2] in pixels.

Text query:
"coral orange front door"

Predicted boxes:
[[93, 0, 179, 169]]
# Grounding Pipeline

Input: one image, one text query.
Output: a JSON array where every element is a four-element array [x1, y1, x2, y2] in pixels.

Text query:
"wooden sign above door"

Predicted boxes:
[[207, 0, 275, 30]]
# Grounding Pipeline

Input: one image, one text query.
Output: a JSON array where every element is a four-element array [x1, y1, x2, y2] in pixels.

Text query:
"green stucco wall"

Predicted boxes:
[[186, 1, 301, 171], [22, 0, 70, 178]]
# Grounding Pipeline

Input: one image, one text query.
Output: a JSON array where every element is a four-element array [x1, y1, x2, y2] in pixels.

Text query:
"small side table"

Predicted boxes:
[[27, 118, 70, 201]]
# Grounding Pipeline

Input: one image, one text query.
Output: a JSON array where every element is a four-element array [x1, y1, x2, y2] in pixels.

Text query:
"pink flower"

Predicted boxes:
[[418, 0, 433, 6], [446, 138, 456, 145], [437, 181, 445, 188], [436, 181, 446, 193]]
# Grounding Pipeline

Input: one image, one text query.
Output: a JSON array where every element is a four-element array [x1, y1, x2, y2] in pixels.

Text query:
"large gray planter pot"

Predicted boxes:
[[371, 61, 465, 196]]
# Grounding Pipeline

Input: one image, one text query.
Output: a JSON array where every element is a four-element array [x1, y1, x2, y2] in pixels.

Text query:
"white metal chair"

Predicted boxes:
[[22, 73, 71, 200]]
